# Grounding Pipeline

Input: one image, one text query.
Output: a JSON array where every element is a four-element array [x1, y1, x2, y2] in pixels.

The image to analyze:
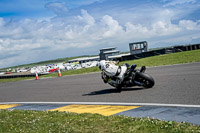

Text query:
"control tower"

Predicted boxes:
[[129, 41, 148, 55]]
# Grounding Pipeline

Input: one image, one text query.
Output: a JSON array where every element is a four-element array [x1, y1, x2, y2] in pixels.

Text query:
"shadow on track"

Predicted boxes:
[[82, 87, 146, 96]]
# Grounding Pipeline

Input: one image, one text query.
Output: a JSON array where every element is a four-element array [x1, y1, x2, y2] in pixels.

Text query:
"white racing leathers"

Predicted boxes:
[[100, 60, 127, 84]]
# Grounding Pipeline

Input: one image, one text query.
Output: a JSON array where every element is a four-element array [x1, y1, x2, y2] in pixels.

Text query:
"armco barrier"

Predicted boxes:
[[122, 49, 166, 61], [121, 43, 200, 61], [0, 73, 48, 79]]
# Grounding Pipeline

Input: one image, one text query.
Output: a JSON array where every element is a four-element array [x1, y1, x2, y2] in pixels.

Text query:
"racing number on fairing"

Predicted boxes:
[[106, 64, 110, 68]]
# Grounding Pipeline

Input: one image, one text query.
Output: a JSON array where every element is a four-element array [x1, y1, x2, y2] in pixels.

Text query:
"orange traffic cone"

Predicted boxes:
[[58, 67, 62, 77], [35, 71, 39, 80]]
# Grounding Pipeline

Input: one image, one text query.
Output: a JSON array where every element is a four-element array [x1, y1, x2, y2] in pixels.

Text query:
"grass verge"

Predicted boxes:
[[119, 49, 200, 67], [0, 49, 200, 83], [0, 109, 199, 133], [0, 77, 34, 83]]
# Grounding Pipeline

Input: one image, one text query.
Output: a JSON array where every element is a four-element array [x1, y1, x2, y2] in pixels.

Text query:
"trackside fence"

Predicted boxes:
[[121, 43, 200, 61]]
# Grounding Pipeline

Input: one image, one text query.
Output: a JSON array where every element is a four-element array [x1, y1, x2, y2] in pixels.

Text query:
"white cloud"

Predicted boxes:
[[163, 0, 196, 6], [0, 18, 5, 26], [0, 5, 200, 68], [179, 20, 200, 30], [151, 21, 181, 36], [101, 15, 123, 37], [45, 1, 68, 16], [66, 0, 104, 8], [77, 9, 95, 25], [125, 23, 148, 34]]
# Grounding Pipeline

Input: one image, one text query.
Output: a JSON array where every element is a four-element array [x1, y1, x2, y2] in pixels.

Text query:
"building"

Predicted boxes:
[[108, 53, 130, 61], [68, 47, 121, 63], [99, 47, 120, 60], [129, 41, 148, 55], [68, 56, 99, 64]]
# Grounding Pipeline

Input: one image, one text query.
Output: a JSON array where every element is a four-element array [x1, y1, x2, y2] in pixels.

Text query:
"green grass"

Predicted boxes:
[[119, 49, 200, 67], [0, 109, 199, 133], [0, 77, 35, 83], [0, 49, 200, 83]]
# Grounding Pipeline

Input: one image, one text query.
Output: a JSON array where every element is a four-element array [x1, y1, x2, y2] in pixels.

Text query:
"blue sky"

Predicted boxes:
[[0, 0, 200, 68]]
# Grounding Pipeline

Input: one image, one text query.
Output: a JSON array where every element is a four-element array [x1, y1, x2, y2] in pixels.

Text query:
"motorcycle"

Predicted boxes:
[[100, 62, 155, 91]]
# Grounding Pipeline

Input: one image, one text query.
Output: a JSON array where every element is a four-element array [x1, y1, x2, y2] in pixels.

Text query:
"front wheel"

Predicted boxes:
[[135, 72, 155, 88]]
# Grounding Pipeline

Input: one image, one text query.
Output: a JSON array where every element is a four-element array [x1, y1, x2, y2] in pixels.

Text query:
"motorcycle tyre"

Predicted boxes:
[[135, 72, 155, 88]]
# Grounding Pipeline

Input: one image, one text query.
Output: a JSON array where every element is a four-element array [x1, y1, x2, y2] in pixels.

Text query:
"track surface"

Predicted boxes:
[[0, 63, 200, 105]]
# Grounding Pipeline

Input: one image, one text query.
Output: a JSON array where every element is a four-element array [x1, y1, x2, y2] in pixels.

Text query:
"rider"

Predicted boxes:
[[99, 60, 130, 84]]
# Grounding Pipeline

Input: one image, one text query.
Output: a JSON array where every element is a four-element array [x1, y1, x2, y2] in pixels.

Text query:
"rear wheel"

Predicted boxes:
[[135, 72, 155, 88]]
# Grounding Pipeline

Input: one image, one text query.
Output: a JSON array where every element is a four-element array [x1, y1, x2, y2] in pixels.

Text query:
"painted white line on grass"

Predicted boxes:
[[0, 102, 200, 108]]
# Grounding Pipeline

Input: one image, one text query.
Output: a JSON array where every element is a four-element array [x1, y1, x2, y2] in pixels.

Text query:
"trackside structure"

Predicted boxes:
[[122, 43, 200, 61], [99, 47, 120, 60], [129, 41, 148, 55], [68, 56, 99, 64]]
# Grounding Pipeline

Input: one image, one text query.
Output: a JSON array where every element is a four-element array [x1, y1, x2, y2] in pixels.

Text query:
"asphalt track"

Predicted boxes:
[[0, 62, 200, 104], [0, 62, 200, 125]]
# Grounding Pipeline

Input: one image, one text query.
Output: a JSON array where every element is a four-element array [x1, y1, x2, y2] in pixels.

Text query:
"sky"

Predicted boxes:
[[0, 0, 200, 68]]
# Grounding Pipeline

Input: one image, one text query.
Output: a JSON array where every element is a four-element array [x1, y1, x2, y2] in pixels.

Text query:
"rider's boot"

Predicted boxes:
[[140, 66, 146, 73]]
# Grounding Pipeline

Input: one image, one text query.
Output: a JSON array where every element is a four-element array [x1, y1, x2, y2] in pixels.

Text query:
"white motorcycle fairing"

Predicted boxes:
[[102, 62, 127, 82]]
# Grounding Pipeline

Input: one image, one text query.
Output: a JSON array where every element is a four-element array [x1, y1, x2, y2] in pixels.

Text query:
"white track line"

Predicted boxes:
[[0, 102, 200, 108]]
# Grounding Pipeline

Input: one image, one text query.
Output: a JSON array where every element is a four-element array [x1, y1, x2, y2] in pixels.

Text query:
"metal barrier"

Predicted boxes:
[[122, 43, 200, 61], [0, 73, 46, 79]]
